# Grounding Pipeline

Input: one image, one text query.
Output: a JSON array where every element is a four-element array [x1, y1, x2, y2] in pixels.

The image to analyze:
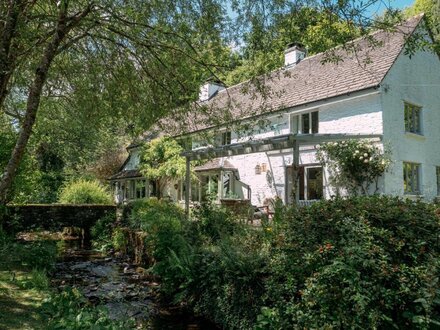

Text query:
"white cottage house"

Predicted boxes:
[[110, 15, 440, 209]]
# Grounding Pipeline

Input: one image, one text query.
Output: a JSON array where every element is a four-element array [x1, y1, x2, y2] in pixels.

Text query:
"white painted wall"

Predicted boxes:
[[224, 91, 384, 205], [116, 27, 440, 205], [381, 28, 440, 201]]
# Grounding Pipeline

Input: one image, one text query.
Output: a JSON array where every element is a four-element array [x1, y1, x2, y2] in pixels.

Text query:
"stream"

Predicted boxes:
[[50, 238, 219, 329]]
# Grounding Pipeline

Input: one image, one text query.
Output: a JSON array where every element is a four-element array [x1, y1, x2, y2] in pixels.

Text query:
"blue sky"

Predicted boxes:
[[366, 0, 415, 17]]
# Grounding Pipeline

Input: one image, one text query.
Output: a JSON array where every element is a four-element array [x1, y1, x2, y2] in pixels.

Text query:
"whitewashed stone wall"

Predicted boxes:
[[381, 27, 440, 201], [118, 27, 440, 204], [224, 91, 384, 205]]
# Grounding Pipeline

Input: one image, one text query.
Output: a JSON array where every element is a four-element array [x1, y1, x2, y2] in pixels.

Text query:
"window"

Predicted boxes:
[[403, 162, 421, 194], [177, 136, 192, 150], [404, 102, 422, 134], [436, 167, 440, 196], [287, 166, 323, 202], [136, 180, 146, 199], [221, 131, 231, 145], [290, 111, 319, 134]]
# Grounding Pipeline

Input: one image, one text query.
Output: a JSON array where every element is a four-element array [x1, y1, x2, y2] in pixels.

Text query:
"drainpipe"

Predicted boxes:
[[293, 140, 300, 206]]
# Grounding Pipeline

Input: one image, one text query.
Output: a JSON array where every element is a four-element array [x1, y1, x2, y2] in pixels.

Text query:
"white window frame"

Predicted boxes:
[[403, 162, 421, 195], [404, 102, 423, 135], [286, 164, 323, 203], [290, 110, 319, 134]]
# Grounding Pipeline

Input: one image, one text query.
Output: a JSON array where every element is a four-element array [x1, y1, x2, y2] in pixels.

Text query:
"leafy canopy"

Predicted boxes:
[[140, 137, 187, 181]]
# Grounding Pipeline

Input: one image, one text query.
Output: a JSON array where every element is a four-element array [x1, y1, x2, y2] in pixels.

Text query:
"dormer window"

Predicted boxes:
[[290, 111, 319, 134]]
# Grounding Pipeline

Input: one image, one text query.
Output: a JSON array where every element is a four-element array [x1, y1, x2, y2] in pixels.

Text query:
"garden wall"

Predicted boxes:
[[2, 204, 116, 232]]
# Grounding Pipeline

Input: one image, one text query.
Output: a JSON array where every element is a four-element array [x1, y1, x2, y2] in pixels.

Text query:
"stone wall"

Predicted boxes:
[[2, 204, 116, 232]]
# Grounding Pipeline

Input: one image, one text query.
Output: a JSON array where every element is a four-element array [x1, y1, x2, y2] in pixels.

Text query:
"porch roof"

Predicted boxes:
[[194, 159, 237, 172], [182, 133, 383, 161], [109, 169, 143, 181]]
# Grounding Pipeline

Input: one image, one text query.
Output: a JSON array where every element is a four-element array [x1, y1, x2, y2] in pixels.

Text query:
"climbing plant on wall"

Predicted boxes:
[[316, 140, 391, 196]]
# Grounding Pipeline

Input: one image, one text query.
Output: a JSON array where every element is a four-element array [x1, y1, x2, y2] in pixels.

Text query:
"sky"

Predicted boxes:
[[365, 0, 415, 17]]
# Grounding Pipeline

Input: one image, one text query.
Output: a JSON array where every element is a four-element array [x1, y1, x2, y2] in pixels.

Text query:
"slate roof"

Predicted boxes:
[[109, 169, 143, 180], [157, 15, 424, 136], [194, 158, 237, 172]]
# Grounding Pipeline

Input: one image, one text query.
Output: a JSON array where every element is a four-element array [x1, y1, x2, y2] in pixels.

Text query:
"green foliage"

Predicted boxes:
[[139, 137, 189, 198], [226, 8, 361, 85], [405, 0, 440, 53], [191, 200, 239, 242], [261, 196, 440, 329], [41, 288, 135, 329], [316, 140, 391, 195], [58, 179, 113, 205], [127, 196, 440, 329], [0, 232, 57, 273], [91, 214, 116, 251], [128, 198, 187, 294], [24, 268, 50, 290], [111, 228, 128, 252]]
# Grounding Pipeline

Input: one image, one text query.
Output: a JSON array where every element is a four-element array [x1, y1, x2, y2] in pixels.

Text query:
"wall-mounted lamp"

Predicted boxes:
[[255, 164, 261, 175]]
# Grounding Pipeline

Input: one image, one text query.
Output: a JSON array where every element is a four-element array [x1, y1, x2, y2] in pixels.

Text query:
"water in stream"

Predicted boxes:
[[51, 239, 219, 329]]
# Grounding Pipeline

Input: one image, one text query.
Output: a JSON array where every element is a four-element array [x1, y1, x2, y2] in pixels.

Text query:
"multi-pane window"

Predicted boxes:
[[221, 131, 232, 145], [404, 102, 422, 134], [286, 166, 323, 203], [436, 167, 440, 195], [291, 111, 319, 134], [403, 162, 421, 194]]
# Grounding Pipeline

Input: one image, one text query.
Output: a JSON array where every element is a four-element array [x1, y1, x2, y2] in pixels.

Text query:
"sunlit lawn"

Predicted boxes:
[[0, 270, 48, 330]]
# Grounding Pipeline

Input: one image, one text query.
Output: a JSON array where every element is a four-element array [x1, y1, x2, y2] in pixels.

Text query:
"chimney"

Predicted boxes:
[[199, 79, 225, 102], [284, 43, 306, 68]]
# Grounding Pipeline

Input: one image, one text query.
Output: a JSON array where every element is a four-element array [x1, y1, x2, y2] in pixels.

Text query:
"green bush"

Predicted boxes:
[[58, 179, 113, 204], [260, 196, 440, 329], [128, 198, 188, 295], [191, 200, 240, 242], [126, 196, 440, 329], [41, 288, 135, 329], [91, 213, 116, 250], [0, 234, 57, 272]]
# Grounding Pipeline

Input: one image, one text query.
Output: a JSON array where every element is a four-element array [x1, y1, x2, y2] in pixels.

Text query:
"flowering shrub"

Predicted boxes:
[[316, 139, 391, 195]]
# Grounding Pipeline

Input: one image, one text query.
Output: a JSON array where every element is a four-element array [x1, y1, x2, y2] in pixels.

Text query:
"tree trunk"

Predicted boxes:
[[0, 2, 91, 204], [0, 0, 25, 108]]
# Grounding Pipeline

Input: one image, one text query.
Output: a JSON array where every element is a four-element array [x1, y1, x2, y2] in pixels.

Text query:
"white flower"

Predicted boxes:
[[364, 153, 368, 157], [364, 159, 369, 163], [355, 150, 360, 154], [359, 156, 364, 160], [381, 160, 386, 165], [369, 157, 373, 161]]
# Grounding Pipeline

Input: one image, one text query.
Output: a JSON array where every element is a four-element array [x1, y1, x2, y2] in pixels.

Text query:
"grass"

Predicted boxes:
[[0, 270, 48, 330], [0, 231, 57, 330]]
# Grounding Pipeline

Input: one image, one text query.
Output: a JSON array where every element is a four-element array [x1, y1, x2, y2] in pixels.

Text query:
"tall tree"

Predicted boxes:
[[405, 0, 440, 52], [0, 0, 417, 204], [0, 0, 229, 203]]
